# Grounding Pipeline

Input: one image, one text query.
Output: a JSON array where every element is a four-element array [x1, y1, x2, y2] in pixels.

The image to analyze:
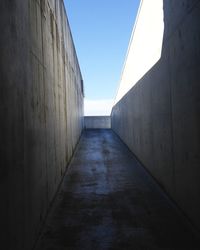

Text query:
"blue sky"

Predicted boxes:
[[64, 0, 140, 114]]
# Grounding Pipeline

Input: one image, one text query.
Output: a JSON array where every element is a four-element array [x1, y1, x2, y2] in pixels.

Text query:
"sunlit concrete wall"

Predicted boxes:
[[0, 0, 84, 249], [115, 0, 164, 104], [112, 0, 200, 231]]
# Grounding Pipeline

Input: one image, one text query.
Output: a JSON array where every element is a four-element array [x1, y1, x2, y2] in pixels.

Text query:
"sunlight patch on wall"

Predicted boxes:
[[115, 0, 164, 104]]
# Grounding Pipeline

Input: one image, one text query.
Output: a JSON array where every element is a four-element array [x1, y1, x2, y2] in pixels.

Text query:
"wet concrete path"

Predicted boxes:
[[36, 129, 199, 250]]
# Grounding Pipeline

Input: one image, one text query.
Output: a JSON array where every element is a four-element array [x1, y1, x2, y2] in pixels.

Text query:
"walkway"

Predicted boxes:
[[36, 129, 199, 250]]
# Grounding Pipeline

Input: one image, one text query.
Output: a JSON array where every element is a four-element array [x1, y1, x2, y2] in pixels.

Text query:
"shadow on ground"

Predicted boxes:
[[36, 129, 200, 250]]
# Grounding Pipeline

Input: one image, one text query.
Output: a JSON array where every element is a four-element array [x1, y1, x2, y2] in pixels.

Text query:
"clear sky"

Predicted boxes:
[[64, 0, 140, 114]]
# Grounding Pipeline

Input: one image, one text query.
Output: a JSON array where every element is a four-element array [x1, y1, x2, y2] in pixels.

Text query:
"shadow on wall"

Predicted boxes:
[[112, 0, 200, 232], [0, 1, 84, 250]]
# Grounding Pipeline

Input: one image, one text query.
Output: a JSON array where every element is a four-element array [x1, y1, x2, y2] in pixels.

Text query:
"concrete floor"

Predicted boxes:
[[36, 129, 200, 250]]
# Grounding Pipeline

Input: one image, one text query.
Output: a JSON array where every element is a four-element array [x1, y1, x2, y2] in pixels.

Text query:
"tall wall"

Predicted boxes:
[[112, 0, 200, 231], [0, 0, 84, 249]]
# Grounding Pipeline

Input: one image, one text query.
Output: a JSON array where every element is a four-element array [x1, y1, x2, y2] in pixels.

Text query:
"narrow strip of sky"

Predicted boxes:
[[64, 0, 140, 101]]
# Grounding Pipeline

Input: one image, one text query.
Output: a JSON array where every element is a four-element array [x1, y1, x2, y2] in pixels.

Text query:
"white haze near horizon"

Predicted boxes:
[[84, 99, 113, 116]]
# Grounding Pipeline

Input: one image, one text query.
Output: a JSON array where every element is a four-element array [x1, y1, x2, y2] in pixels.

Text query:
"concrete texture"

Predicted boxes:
[[0, 1, 83, 249], [36, 129, 200, 250], [112, 0, 200, 231], [84, 116, 111, 129]]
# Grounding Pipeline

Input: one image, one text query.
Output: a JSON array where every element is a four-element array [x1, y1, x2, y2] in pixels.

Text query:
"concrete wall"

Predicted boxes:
[[112, 0, 200, 231], [0, 1, 84, 249], [84, 116, 111, 129]]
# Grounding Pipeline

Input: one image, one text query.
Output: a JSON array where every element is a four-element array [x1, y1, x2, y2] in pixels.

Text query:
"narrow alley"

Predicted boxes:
[[36, 129, 199, 250]]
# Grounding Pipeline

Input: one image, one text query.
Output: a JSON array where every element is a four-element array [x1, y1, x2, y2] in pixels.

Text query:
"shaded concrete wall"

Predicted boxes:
[[112, 0, 200, 231], [0, 0, 84, 249], [84, 116, 111, 129]]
